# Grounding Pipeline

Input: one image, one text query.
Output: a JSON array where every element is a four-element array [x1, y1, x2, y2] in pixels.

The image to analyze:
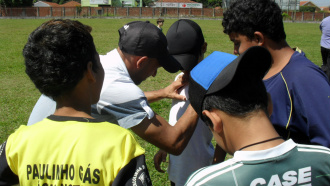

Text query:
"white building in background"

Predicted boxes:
[[153, 0, 202, 8], [33, 1, 61, 7]]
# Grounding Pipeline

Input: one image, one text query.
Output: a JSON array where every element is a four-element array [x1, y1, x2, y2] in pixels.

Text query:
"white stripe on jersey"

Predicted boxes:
[[185, 159, 243, 186], [297, 144, 330, 154], [298, 148, 330, 155], [297, 144, 330, 151]]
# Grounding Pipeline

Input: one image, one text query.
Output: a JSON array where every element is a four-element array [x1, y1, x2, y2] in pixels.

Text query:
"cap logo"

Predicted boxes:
[[124, 25, 129, 30]]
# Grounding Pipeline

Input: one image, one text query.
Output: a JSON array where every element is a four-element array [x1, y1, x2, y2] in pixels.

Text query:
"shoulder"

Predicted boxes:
[[104, 122, 145, 154], [6, 125, 28, 143], [282, 52, 329, 85], [296, 143, 330, 155], [293, 144, 330, 166], [99, 49, 126, 73], [185, 159, 240, 186]]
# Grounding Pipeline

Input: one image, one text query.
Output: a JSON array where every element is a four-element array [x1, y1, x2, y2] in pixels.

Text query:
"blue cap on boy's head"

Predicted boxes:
[[188, 46, 272, 118]]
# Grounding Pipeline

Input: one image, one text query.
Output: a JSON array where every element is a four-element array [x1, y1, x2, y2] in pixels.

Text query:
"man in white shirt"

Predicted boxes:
[[28, 21, 199, 155]]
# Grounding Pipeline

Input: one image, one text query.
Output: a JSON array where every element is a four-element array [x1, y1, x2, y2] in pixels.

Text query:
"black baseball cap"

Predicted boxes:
[[118, 21, 181, 73], [166, 19, 205, 72], [188, 46, 272, 118]]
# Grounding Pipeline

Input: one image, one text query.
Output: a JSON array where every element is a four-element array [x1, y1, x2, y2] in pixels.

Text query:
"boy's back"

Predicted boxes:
[[0, 19, 152, 186], [168, 73, 214, 186], [186, 140, 330, 186], [4, 116, 148, 185]]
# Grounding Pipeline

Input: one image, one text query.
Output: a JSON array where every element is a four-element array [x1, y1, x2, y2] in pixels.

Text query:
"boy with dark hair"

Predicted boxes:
[[153, 19, 226, 186], [185, 46, 330, 186], [0, 19, 152, 186], [222, 0, 330, 148], [156, 18, 164, 32]]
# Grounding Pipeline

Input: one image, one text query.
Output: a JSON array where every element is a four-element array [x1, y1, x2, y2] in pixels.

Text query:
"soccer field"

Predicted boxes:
[[0, 18, 323, 185]]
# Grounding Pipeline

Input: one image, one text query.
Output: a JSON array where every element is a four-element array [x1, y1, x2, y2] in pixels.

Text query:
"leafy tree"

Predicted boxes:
[[299, 6, 316, 12], [111, 0, 121, 7], [194, 0, 222, 8], [0, 0, 33, 7], [142, 0, 152, 7]]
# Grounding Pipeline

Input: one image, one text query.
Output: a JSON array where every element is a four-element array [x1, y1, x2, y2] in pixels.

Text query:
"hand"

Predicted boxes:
[[212, 144, 227, 164], [164, 74, 189, 101], [153, 149, 168, 173]]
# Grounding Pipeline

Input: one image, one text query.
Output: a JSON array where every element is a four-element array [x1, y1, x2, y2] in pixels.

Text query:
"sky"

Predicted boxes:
[[311, 0, 330, 7]]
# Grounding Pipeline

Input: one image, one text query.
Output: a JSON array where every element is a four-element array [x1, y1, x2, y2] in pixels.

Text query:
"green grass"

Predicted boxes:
[[0, 18, 323, 186]]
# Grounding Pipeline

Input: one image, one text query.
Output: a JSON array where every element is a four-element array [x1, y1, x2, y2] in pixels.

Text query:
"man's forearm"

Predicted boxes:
[[131, 104, 198, 155], [144, 89, 166, 103], [144, 74, 187, 103]]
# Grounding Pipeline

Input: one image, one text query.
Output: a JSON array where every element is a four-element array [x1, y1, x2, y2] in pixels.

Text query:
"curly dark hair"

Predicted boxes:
[[23, 19, 99, 99], [222, 0, 286, 43]]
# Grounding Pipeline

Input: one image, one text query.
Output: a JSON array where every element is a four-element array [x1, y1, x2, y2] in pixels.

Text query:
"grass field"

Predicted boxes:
[[0, 18, 323, 185]]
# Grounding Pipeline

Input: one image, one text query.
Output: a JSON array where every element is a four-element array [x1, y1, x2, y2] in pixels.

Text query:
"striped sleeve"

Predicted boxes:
[[112, 154, 152, 186], [0, 141, 19, 186]]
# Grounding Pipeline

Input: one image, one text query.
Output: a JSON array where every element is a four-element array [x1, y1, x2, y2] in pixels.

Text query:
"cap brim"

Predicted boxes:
[[189, 46, 271, 119], [171, 53, 198, 72], [158, 55, 182, 73], [207, 46, 271, 95]]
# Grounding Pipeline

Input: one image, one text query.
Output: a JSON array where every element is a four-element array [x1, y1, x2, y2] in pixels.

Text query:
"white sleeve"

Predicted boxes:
[[95, 75, 154, 129], [27, 94, 56, 126]]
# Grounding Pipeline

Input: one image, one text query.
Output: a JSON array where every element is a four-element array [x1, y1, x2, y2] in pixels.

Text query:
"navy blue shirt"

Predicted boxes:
[[264, 51, 330, 147]]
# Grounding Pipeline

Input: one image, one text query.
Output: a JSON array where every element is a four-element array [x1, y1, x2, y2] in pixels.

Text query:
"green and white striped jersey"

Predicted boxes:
[[185, 139, 330, 186]]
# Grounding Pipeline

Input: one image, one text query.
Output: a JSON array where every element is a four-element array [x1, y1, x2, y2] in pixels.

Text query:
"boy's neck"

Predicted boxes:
[[263, 40, 294, 80], [54, 106, 93, 119], [224, 110, 283, 153], [53, 87, 94, 119]]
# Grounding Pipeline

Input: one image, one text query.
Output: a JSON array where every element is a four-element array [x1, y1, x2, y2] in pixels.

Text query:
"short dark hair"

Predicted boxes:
[[201, 71, 269, 127], [157, 18, 164, 23], [222, 0, 286, 42], [23, 19, 99, 100]]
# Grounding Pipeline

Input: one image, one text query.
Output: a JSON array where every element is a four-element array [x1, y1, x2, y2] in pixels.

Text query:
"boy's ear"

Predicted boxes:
[[201, 42, 208, 54], [136, 56, 149, 69], [87, 61, 96, 83], [254, 31, 264, 46], [202, 109, 223, 133]]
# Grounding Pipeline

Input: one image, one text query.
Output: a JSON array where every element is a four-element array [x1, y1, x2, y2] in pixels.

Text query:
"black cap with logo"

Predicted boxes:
[[118, 21, 181, 73]]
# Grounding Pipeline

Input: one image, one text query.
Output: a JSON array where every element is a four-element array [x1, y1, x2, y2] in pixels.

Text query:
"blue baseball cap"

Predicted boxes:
[[188, 46, 272, 118]]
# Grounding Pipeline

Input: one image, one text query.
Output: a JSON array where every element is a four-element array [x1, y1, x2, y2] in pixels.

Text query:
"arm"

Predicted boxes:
[[131, 104, 199, 155], [287, 62, 330, 147], [144, 74, 188, 103], [0, 142, 19, 186], [212, 144, 227, 164]]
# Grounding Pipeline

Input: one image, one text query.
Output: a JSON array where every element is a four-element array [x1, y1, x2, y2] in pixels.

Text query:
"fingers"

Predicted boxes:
[[172, 94, 186, 101], [164, 76, 188, 101], [176, 74, 189, 86], [153, 150, 168, 173], [181, 73, 189, 84]]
